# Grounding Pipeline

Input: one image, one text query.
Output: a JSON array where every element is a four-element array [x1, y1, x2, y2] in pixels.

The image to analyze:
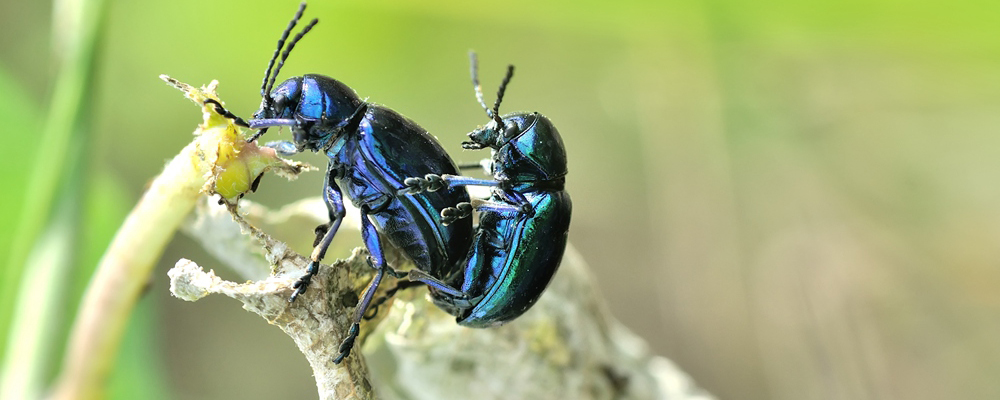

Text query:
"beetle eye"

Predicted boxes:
[[503, 121, 519, 138], [272, 95, 288, 110]]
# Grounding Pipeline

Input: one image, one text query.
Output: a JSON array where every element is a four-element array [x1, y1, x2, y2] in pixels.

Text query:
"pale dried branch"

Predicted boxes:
[[48, 77, 312, 400], [170, 201, 374, 399], [172, 198, 714, 400]]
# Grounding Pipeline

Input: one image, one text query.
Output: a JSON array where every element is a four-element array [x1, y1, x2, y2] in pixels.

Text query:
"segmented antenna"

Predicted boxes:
[[261, 2, 308, 101], [492, 65, 514, 125], [468, 51, 514, 126], [267, 17, 319, 96], [203, 99, 249, 128], [469, 51, 493, 121]]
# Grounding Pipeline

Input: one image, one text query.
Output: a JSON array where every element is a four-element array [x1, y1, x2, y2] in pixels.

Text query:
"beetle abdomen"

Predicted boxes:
[[350, 106, 474, 276], [455, 189, 572, 327]]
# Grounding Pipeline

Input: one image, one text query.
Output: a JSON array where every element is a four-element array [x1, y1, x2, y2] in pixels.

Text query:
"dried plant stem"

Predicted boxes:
[[174, 198, 715, 400], [49, 131, 208, 400], [169, 202, 374, 399], [49, 78, 309, 400]]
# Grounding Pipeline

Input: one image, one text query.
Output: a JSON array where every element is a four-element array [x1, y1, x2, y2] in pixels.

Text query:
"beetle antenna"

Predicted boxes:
[[246, 128, 268, 143], [491, 65, 514, 126], [268, 17, 319, 98], [203, 99, 249, 128], [469, 51, 493, 120], [262, 2, 307, 102]]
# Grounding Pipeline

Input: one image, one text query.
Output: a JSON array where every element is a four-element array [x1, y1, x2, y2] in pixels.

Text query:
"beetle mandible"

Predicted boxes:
[[213, 2, 475, 363], [398, 53, 572, 327]]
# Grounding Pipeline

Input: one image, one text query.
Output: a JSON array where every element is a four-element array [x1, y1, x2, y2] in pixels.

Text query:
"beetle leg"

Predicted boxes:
[[249, 173, 264, 193], [246, 128, 268, 143], [312, 223, 329, 247], [399, 174, 445, 194], [455, 162, 483, 170], [334, 206, 390, 364], [399, 174, 499, 195], [359, 207, 388, 274], [436, 188, 533, 225], [442, 175, 499, 188], [362, 280, 425, 320], [263, 140, 299, 156], [247, 118, 300, 129], [467, 198, 524, 215], [334, 265, 380, 364], [406, 269, 469, 300], [440, 202, 474, 225], [498, 189, 535, 218], [461, 141, 488, 150], [245, 118, 302, 144], [290, 179, 345, 302], [315, 179, 347, 256], [455, 159, 492, 174]]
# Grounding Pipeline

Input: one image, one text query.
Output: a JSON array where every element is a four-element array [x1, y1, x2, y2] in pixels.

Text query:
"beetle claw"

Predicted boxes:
[[289, 281, 308, 302], [333, 323, 360, 364], [399, 174, 446, 195], [312, 223, 329, 247], [288, 284, 307, 302], [441, 202, 473, 225], [519, 203, 535, 218], [461, 140, 486, 150], [289, 261, 319, 302]]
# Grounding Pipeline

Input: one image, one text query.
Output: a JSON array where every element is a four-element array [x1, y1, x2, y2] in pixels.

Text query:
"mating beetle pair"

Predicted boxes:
[[398, 55, 571, 327], [209, 2, 570, 363]]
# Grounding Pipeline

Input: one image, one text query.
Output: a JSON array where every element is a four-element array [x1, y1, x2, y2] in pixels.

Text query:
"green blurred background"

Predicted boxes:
[[3, 0, 1000, 399]]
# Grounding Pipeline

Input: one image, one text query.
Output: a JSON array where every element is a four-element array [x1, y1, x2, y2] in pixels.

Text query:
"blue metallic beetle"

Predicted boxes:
[[398, 53, 572, 327], [215, 3, 474, 363]]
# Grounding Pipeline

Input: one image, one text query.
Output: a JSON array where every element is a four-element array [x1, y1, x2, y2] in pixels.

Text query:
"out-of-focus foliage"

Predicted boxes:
[[0, 65, 39, 263], [0, 66, 39, 335], [2, 0, 1000, 399]]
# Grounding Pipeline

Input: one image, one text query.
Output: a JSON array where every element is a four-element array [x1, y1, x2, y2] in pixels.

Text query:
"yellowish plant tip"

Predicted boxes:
[[161, 75, 314, 200]]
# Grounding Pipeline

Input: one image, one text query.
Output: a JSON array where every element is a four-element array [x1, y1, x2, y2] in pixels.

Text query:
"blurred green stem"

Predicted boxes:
[[47, 75, 299, 400], [49, 138, 205, 400], [0, 204, 75, 400], [0, 0, 106, 397], [48, 102, 213, 399]]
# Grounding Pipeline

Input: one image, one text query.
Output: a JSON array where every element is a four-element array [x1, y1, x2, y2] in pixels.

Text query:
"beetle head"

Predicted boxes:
[[465, 53, 568, 182], [465, 52, 517, 150], [465, 113, 525, 150], [491, 112, 568, 182], [255, 76, 302, 121], [287, 75, 365, 151], [247, 2, 317, 145]]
